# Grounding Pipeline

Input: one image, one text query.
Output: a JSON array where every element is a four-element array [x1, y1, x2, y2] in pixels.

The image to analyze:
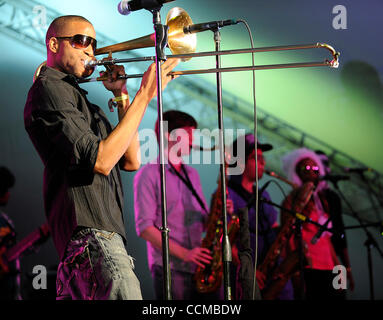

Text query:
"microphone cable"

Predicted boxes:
[[237, 18, 259, 300]]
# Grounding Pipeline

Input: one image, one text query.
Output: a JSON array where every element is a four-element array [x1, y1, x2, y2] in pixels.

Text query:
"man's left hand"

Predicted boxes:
[[101, 63, 128, 95]]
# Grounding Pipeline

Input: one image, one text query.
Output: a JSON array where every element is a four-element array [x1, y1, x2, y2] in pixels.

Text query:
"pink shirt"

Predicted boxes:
[[301, 209, 336, 270], [283, 191, 337, 271]]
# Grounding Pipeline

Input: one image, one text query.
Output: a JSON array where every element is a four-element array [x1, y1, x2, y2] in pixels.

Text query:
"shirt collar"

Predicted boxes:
[[228, 177, 258, 197], [154, 156, 188, 176], [39, 65, 89, 96]]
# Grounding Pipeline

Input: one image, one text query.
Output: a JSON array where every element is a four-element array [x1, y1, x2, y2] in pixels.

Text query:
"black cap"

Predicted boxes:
[[244, 133, 273, 153], [257, 141, 273, 152], [230, 134, 273, 167]]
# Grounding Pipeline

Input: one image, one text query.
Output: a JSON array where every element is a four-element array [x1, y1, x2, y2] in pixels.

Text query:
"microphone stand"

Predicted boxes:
[[331, 180, 383, 300], [343, 222, 383, 230], [149, 6, 172, 300], [211, 27, 232, 301], [295, 214, 305, 300], [359, 172, 383, 217]]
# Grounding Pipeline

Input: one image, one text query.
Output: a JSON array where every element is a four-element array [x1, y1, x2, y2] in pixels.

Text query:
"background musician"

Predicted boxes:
[[134, 110, 215, 300], [281, 148, 349, 299], [0, 166, 18, 300], [315, 150, 354, 294], [227, 134, 294, 300]]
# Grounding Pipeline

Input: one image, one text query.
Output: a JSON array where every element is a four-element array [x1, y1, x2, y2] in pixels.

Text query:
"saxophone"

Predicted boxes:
[[258, 181, 315, 300], [194, 162, 240, 293]]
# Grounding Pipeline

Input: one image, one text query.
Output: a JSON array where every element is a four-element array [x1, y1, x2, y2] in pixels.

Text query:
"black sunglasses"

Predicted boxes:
[[299, 165, 320, 174], [55, 34, 97, 52]]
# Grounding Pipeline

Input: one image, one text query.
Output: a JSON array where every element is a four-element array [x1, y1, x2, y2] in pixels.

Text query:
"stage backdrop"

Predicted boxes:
[[0, 0, 382, 299]]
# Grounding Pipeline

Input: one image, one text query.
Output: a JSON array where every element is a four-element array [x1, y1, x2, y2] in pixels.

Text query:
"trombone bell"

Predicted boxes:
[[166, 7, 196, 60], [94, 7, 196, 61]]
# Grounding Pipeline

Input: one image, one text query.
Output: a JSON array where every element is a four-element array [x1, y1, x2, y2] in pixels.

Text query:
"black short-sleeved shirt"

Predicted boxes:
[[24, 66, 126, 260]]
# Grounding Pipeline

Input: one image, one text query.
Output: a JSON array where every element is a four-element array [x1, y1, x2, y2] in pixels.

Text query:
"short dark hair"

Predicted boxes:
[[154, 110, 197, 142], [0, 167, 15, 196], [45, 15, 92, 47]]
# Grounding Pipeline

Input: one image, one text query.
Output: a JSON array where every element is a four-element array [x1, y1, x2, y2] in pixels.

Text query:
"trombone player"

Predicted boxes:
[[24, 15, 179, 300]]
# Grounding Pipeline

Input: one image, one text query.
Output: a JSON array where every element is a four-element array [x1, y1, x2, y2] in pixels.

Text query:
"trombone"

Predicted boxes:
[[81, 43, 339, 83], [33, 7, 340, 83]]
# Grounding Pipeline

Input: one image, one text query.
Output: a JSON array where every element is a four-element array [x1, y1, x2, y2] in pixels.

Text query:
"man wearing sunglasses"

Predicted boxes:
[[24, 15, 179, 300], [315, 150, 355, 295], [281, 148, 347, 300]]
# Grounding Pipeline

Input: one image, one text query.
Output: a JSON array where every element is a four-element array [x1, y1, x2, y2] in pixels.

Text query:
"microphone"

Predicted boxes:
[[311, 217, 331, 245], [183, 19, 238, 34], [118, 0, 175, 15], [265, 169, 298, 189], [343, 167, 373, 174], [320, 174, 350, 183]]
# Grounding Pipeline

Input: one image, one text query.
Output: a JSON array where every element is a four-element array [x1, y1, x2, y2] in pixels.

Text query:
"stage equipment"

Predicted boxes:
[[33, 6, 339, 83], [79, 43, 340, 83]]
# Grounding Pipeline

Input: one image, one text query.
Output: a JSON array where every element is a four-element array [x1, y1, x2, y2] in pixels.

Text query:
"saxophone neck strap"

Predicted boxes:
[[169, 163, 208, 214]]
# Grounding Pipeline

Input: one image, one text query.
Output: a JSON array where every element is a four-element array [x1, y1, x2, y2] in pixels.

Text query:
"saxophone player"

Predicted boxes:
[[134, 110, 233, 300], [227, 134, 294, 300]]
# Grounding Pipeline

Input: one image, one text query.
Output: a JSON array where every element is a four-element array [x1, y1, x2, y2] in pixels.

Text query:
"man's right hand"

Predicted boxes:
[[183, 247, 212, 268], [138, 58, 180, 102]]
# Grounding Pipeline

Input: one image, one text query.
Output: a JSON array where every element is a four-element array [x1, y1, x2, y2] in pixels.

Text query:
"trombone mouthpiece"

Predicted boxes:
[[84, 59, 97, 69]]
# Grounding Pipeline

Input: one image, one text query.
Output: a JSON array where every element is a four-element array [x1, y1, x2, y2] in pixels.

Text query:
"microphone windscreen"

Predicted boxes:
[[118, 0, 131, 16]]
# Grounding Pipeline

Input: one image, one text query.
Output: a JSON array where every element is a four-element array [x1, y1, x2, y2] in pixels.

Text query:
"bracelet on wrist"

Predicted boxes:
[[108, 94, 129, 111]]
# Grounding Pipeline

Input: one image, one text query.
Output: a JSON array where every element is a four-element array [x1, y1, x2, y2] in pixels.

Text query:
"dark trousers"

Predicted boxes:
[[151, 265, 221, 300], [303, 269, 346, 300]]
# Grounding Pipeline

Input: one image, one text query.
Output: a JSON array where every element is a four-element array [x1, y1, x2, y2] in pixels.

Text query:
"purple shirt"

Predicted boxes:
[[227, 179, 278, 264], [134, 160, 208, 274]]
